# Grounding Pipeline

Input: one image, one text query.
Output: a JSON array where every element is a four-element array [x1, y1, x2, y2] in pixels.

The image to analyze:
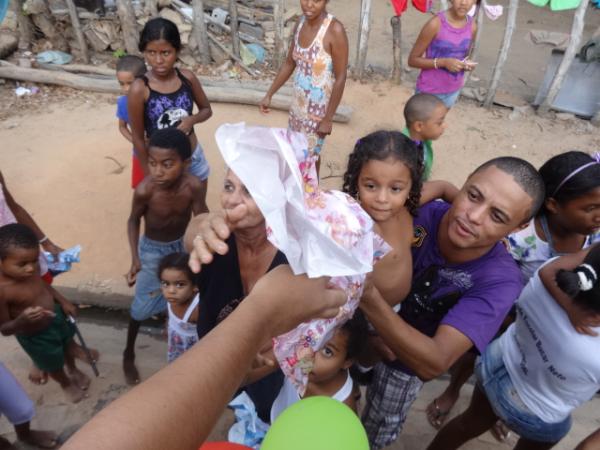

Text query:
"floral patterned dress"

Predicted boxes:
[[289, 13, 335, 156]]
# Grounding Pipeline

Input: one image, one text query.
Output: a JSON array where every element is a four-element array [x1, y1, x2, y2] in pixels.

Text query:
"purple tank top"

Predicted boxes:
[[416, 12, 473, 95]]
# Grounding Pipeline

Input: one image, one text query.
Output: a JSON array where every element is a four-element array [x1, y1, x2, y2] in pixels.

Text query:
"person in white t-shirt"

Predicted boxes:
[[427, 244, 600, 450], [426, 151, 600, 434]]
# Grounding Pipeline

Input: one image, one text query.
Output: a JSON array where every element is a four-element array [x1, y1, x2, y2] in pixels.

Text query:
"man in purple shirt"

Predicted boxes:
[[360, 157, 546, 449]]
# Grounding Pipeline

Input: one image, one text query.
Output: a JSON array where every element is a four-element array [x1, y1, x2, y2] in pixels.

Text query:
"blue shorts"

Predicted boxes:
[[415, 89, 461, 109], [475, 340, 572, 444], [131, 236, 184, 321], [189, 143, 210, 181]]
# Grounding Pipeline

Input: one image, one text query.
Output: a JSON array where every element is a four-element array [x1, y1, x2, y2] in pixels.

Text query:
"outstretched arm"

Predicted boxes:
[[259, 22, 299, 114], [0, 171, 63, 257], [539, 247, 600, 336], [359, 285, 472, 380], [420, 180, 459, 205], [62, 266, 345, 450]]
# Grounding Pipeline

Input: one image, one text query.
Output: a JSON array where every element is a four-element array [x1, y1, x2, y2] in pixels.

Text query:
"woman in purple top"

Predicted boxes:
[[408, 0, 479, 109]]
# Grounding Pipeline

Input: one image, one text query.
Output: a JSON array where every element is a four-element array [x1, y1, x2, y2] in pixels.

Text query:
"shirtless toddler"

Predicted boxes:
[[0, 223, 90, 403]]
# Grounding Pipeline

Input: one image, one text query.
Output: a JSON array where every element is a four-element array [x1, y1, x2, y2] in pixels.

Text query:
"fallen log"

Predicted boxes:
[[0, 63, 352, 122]]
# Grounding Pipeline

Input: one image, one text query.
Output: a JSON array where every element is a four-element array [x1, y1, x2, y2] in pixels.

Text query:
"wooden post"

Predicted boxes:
[[11, 0, 34, 50], [483, 0, 518, 108], [229, 0, 240, 58], [538, 0, 590, 115], [115, 0, 139, 55], [462, 0, 484, 88], [355, 0, 372, 80], [390, 15, 402, 84], [64, 0, 89, 63], [192, 0, 211, 65], [27, 0, 69, 52], [273, 0, 285, 66]]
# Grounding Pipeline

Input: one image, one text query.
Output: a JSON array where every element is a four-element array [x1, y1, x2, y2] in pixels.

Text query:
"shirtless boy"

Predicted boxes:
[[0, 223, 90, 403], [123, 128, 207, 385]]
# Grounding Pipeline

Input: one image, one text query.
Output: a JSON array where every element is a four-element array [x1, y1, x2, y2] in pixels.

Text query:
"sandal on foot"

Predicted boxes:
[[426, 399, 451, 429]]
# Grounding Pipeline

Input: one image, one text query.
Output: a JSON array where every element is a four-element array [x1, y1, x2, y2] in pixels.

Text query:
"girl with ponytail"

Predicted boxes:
[[427, 245, 600, 450]]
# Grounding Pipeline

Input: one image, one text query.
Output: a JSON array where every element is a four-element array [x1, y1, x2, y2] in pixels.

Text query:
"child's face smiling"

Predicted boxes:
[[358, 157, 412, 223], [148, 147, 187, 187], [160, 268, 196, 306], [0, 246, 39, 280], [116, 71, 136, 95], [309, 329, 351, 384]]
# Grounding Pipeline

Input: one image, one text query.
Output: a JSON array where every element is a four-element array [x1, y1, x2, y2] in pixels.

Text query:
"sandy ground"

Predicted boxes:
[[0, 78, 599, 448], [1, 1, 600, 446], [1, 311, 599, 449]]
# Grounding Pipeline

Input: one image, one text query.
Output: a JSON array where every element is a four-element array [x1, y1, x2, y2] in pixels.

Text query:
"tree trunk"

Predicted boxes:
[[11, 0, 34, 50], [115, 0, 139, 55], [65, 0, 89, 62], [483, 0, 518, 108], [0, 62, 353, 122], [192, 0, 211, 64], [538, 0, 590, 115], [273, 0, 285, 67], [229, 0, 240, 58], [390, 15, 402, 84], [27, 0, 69, 52], [355, 0, 372, 80]]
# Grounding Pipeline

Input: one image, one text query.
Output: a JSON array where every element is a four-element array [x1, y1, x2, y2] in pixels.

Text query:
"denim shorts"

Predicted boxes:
[[415, 89, 461, 109], [131, 236, 184, 321], [475, 339, 572, 444], [189, 143, 210, 181]]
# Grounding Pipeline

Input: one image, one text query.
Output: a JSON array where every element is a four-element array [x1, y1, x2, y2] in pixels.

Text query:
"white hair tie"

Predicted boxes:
[[577, 264, 598, 292]]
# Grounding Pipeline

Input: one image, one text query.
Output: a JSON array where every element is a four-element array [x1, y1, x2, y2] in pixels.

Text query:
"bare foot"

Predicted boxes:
[[71, 344, 100, 366], [426, 392, 459, 429], [17, 429, 58, 449], [69, 368, 91, 391], [62, 382, 85, 403], [123, 354, 140, 385], [28, 364, 48, 385]]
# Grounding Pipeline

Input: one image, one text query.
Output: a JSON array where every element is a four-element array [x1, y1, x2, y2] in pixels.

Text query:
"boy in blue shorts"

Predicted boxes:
[[116, 55, 146, 188], [402, 93, 447, 180], [123, 128, 207, 385]]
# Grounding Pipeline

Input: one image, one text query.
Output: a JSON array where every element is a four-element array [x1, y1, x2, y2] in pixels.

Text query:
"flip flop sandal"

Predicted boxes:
[[426, 399, 451, 429]]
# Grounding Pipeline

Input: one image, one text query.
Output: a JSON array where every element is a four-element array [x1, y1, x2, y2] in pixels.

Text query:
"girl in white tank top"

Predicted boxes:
[[158, 253, 200, 362]]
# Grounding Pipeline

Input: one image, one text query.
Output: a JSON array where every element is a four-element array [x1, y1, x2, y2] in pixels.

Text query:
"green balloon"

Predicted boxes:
[[261, 396, 369, 450]]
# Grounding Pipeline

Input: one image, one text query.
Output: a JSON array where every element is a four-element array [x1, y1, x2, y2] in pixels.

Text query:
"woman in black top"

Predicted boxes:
[[185, 169, 287, 422]]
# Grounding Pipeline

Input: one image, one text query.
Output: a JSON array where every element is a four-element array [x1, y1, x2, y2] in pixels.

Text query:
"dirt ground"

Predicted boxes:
[[1, 0, 600, 448]]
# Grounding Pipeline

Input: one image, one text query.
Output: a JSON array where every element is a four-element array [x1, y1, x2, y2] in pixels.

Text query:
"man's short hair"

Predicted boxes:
[[473, 157, 545, 221], [403, 93, 446, 127], [0, 223, 38, 259]]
